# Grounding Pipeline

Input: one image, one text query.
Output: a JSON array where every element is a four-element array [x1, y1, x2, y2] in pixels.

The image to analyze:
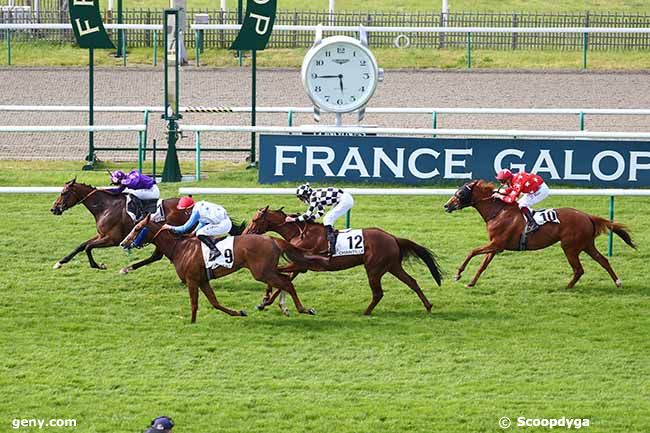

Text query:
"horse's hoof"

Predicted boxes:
[[465, 283, 474, 289], [281, 309, 291, 317], [239, 310, 248, 317], [307, 308, 317, 315], [53, 262, 62, 270], [454, 274, 461, 282], [615, 279, 623, 288], [119, 267, 131, 274], [98, 263, 107, 270], [255, 304, 265, 311]]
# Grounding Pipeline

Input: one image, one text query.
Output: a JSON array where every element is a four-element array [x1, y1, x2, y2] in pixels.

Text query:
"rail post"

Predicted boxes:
[[138, 130, 144, 172], [582, 32, 588, 70], [194, 30, 200, 66], [432, 111, 437, 138], [608, 196, 614, 257], [466, 32, 471, 69], [579, 111, 585, 131], [6, 29, 10, 65], [152, 139, 157, 179], [153, 30, 158, 66], [345, 210, 350, 229], [195, 131, 201, 181], [122, 29, 127, 66], [287, 109, 293, 126], [142, 109, 149, 160]]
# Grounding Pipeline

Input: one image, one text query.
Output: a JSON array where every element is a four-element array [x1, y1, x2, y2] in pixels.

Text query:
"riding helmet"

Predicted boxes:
[[110, 170, 127, 184], [296, 183, 312, 200], [177, 196, 195, 210], [496, 169, 513, 181]]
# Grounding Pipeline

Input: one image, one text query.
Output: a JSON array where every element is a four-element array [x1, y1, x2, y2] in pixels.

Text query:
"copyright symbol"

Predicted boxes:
[[499, 417, 511, 429]]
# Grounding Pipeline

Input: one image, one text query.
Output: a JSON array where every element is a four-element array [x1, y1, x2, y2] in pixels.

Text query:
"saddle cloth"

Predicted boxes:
[[532, 208, 560, 226], [126, 196, 163, 222], [333, 229, 365, 257], [201, 236, 235, 269]]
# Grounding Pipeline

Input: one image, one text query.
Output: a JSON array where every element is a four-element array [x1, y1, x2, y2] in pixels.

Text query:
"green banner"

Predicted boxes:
[[230, 0, 277, 51], [68, 0, 115, 49]]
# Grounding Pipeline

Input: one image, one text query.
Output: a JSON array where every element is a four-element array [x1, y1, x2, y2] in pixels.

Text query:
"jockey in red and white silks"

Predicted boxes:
[[492, 169, 550, 233]]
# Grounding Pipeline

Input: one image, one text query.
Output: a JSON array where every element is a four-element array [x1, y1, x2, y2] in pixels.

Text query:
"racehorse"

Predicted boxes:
[[443, 180, 636, 289], [49, 178, 191, 271], [120, 214, 327, 322], [244, 207, 443, 315]]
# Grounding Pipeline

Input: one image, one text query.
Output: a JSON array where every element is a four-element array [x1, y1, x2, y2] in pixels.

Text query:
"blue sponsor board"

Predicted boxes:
[[259, 134, 650, 187]]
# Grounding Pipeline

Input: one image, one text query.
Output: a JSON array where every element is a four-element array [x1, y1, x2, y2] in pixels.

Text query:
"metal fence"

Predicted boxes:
[[2, 7, 650, 50]]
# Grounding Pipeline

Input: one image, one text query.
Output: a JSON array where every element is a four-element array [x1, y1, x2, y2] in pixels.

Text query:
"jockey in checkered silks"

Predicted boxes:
[[284, 183, 355, 256]]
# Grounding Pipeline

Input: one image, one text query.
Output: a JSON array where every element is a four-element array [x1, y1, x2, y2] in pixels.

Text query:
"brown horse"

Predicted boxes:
[[443, 180, 636, 289], [120, 214, 327, 322], [50, 178, 189, 271], [244, 207, 443, 315]]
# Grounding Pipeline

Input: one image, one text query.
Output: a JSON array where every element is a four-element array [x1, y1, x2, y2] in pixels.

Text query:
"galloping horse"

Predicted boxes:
[[121, 214, 327, 322], [443, 180, 636, 288], [50, 178, 189, 271], [244, 207, 443, 315]]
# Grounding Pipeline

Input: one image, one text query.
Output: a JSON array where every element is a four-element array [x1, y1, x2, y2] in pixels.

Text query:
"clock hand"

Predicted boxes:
[[316, 74, 340, 78], [339, 75, 344, 93]]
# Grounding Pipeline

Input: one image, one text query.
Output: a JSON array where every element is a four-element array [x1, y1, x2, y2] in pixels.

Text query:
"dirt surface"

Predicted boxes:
[[1, 67, 650, 161]]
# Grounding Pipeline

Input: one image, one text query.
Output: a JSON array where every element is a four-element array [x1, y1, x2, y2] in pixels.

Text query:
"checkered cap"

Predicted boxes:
[[296, 183, 312, 199]]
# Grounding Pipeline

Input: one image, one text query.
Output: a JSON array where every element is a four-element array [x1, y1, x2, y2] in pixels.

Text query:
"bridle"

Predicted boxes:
[[454, 182, 507, 222], [60, 185, 99, 211]]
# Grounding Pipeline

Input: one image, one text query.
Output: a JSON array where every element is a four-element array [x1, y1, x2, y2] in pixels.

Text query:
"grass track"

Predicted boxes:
[[1, 161, 649, 433]]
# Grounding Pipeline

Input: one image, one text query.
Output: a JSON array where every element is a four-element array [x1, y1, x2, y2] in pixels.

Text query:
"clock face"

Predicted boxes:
[[303, 38, 378, 113]]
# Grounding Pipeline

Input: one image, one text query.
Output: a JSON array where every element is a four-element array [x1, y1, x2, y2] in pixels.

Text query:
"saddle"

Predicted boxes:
[[126, 195, 159, 222], [519, 209, 560, 250]]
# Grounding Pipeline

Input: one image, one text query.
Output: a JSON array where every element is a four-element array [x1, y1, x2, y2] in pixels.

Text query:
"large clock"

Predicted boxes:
[[301, 35, 381, 114]]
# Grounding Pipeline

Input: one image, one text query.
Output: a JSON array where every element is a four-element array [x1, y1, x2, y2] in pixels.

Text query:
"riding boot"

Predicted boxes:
[[521, 207, 540, 233], [325, 225, 337, 257], [198, 235, 221, 261]]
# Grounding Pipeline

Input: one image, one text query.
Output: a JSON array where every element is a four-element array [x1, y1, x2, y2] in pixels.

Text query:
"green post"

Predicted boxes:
[[287, 109, 293, 126], [195, 30, 200, 66], [162, 9, 182, 183], [138, 130, 143, 172], [153, 31, 158, 66], [122, 29, 127, 66], [152, 139, 157, 179], [6, 30, 10, 65], [345, 210, 350, 229], [142, 109, 149, 160], [579, 111, 584, 131], [582, 32, 588, 70], [608, 196, 614, 257], [83, 48, 95, 170], [248, 49, 257, 167], [195, 131, 201, 181], [466, 32, 471, 69], [432, 111, 437, 138], [116, 0, 123, 57]]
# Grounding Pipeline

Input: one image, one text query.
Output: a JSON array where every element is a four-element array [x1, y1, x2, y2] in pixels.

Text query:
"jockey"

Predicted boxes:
[[162, 196, 232, 261], [109, 169, 160, 201], [492, 169, 550, 233], [284, 183, 354, 257]]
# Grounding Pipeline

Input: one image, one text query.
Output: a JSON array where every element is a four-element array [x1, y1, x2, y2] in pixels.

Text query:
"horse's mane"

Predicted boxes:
[[475, 180, 498, 195]]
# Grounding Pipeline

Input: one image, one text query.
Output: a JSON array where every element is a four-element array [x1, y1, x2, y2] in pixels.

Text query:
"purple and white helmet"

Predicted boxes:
[[296, 183, 312, 200], [110, 170, 127, 184]]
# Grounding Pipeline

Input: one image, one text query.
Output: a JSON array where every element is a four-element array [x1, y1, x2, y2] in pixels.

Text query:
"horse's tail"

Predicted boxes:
[[229, 219, 247, 236], [273, 238, 329, 270], [396, 238, 443, 286], [589, 214, 636, 249]]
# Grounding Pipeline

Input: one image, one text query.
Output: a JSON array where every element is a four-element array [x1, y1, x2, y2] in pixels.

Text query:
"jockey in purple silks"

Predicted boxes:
[[109, 169, 160, 201]]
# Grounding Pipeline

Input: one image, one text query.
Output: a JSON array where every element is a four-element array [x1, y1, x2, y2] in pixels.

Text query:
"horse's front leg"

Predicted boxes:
[[53, 238, 94, 269], [120, 248, 164, 274], [466, 252, 497, 288], [456, 242, 499, 281], [84, 235, 117, 269]]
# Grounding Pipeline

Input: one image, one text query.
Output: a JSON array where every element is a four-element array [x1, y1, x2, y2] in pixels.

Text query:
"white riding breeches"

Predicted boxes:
[[323, 192, 354, 227], [196, 218, 232, 237], [124, 184, 160, 200], [518, 183, 550, 209]]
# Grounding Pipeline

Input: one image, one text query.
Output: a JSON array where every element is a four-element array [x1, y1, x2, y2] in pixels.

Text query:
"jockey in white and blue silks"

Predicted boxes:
[[162, 196, 232, 261], [109, 169, 160, 200]]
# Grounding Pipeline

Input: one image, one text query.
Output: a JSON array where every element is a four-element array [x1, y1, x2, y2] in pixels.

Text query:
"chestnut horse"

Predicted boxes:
[[121, 214, 328, 322], [244, 207, 443, 315], [50, 178, 190, 271], [443, 180, 636, 289]]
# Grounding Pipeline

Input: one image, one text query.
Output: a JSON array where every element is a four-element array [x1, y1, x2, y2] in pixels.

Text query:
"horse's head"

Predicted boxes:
[[245, 205, 274, 234], [444, 180, 495, 212], [51, 178, 83, 215], [120, 214, 155, 249]]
